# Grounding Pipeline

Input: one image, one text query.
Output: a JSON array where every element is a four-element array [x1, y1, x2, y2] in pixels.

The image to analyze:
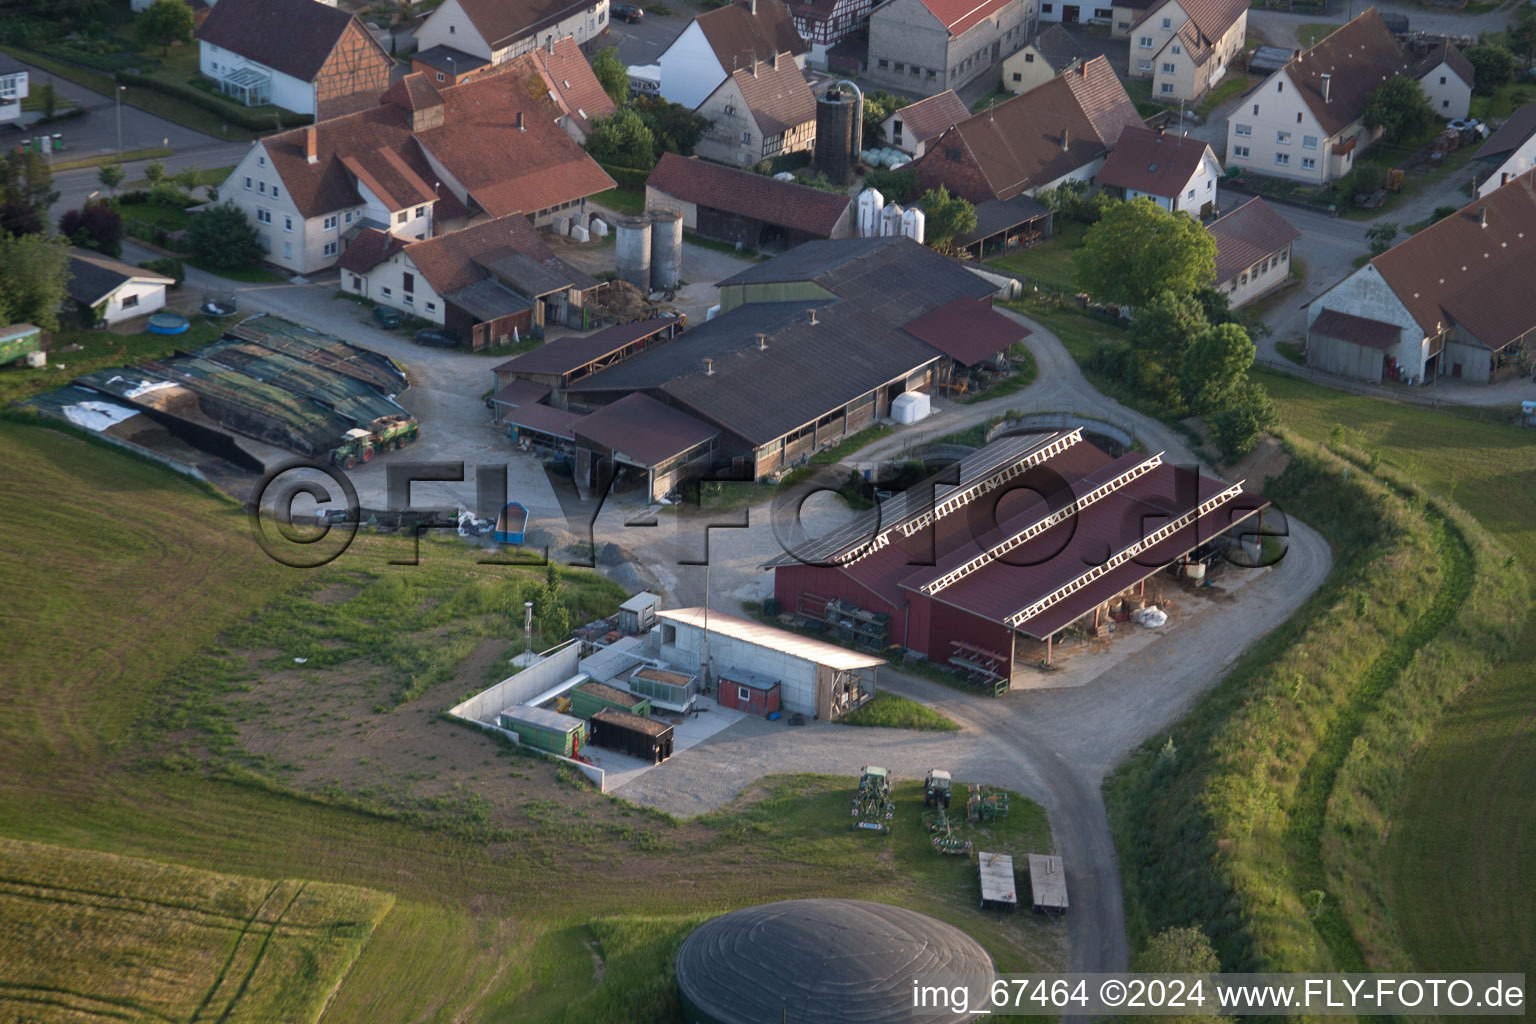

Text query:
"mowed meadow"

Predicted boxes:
[[0, 417, 1065, 1022]]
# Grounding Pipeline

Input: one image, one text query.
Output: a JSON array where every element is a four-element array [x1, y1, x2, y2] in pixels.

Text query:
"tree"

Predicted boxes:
[[172, 164, 201, 194], [39, 82, 57, 120], [1129, 289, 1208, 409], [1361, 75, 1435, 143], [0, 149, 59, 221], [1123, 927, 1234, 1024], [583, 109, 656, 169], [1509, 6, 1536, 68], [143, 161, 167, 186], [0, 232, 71, 331], [917, 185, 977, 252], [1465, 44, 1519, 96], [860, 91, 907, 144], [1207, 380, 1276, 460], [1180, 322, 1255, 415], [97, 162, 126, 196], [189, 201, 264, 271], [1038, 179, 1118, 225], [1074, 197, 1217, 308], [134, 0, 194, 56], [1366, 221, 1398, 255], [59, 202, 124, 259], [0, 201, 44, 237], [863, 166, 916, 203], [590, 46, 629, 106], [633, 96, 710, 159]]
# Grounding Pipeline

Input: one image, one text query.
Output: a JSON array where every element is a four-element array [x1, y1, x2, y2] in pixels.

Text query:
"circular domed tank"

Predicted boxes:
[[675, 898, 995, 1023]]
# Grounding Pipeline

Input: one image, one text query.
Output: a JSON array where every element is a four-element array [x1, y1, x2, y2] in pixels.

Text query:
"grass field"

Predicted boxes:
[[0, 316, 225, 409], [0, 417, 1064, 1021], [0, 836, 393, 1024], [589, 186, 646, 216], [986, 222, 1088, 290], [841, 692, 960, 731]]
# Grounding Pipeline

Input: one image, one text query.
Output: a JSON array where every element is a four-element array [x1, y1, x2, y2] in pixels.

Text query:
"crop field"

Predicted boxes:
[[1, 418, 1064, 1021], [0, 836, 392, 1024]]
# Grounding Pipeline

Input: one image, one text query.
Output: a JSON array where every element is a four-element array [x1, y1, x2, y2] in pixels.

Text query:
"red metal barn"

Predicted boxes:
[[717, 669, 781, 717]]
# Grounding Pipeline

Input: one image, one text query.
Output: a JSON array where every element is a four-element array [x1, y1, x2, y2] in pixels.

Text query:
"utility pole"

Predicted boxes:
[[115, 84, 125, 157]]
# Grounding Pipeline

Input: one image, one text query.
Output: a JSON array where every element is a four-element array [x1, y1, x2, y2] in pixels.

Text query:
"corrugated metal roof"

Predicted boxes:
[[504, 402, 586, 440], [574, 392, 718, 468], [493, 320, 674, 375], [658, 608, 884, 670], [1308, 308, 1400, 351], [499, 704, 585, 732], [902, 297, 1028, 366]]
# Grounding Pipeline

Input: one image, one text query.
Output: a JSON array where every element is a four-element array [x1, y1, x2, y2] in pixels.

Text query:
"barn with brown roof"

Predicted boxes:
[[1306, 170, 1536, 384], [655, 0, 808, 110], [1206, 198, 1299, 308], [692, 53, 817, 167], [644, 153, 855, 249], [911, 57, 1141, 203], [195, 0, 392, 117], [219, 57, 613, 276], [767, 430, 1269, 683], [866, 0, 1038, 96], [882, 90, 970, 158], [412, 0, 611, 69]]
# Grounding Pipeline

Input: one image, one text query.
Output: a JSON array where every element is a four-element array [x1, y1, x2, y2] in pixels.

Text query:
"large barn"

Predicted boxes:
[[767, 430, 1269, 684]]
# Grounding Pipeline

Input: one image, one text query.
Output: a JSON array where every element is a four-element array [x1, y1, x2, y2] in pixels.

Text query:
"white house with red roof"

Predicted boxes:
[[1126, 0, 1246, 102], [882, 90, 969, 157], [1205, 197, 1299, 308], [653, 0, 808, 110], [413, 0, 610, 68], [1095, 125, 1221, 217], [866, 0, 1038, 96]]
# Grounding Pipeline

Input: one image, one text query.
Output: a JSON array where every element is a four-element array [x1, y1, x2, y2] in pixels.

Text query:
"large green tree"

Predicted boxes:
[[189, 202, 264, 271], [1, 149, 59, 221], [583, 109, 656, 170], [1074, 197, 1217, 308], [861, 90, 907, 144], [0, 232, 70, 331], [1179, 321, 1255, 416], [917, 185, 977, 252], [1361, 74, 1436, 143], [1510, 6, 1536, 67], [59, 202, 124, 259], [1128, 289, 1208, 409], [590, 46, 629, 106], [134, 0, 194, 56], [1207, 380, 1276, 460], [1465, 44, 1519, 96], [633, 96, 710, 159]]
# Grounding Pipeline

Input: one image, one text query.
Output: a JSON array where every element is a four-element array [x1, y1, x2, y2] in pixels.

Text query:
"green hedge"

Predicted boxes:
[[598, 163, 652, 190], [115, 71, 313, 132]]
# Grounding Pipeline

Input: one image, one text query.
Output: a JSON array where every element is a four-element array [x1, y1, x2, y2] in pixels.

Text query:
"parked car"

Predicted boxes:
[[372, 305, 401, 329], [613, 2, 644, 21], [414, 327, 459, 348]]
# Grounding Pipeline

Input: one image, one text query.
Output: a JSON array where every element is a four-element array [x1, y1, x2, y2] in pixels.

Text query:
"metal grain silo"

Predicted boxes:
[[814, 82, 863, 185], [615, 215, 652, 292], [649, 208, 683, 292]]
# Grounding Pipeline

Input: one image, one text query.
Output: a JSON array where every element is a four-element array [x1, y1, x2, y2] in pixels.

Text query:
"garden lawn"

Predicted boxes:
[[985, 221, 1088, 291]]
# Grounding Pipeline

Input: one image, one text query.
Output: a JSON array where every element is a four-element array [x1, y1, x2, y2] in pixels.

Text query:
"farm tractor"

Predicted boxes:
[[851, 764, 894, 833], [924, 768, 952, 809], [329, 429, 376, 470], [966, 784, 1010, 823], [328, 416, 420, 470]]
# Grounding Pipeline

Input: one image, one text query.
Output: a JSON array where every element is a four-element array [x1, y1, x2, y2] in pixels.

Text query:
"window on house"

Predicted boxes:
[[1024, 52, 1034, 63], [738, 686, 752, 702], [1301, 156, 1316, 170], [437, 71, 445, 81], [244, 177, 252, 190], [1043, 2, 1052, 11], [402, 272, 414, 293], [283, 215, 292, 232], [1440, 75, 1446, 85], [1172, 44, 1181, 54], [258, 156, 265, 167], [1138, 59, 1153, 71], [381, 287, 392, 298], [1239, 272, 1248, 285], [256, 209, 271, 224], [1233, 144, 1250, 158], [927, 69, 937, 80], [396, 211, 408, 224], [1252, 104, 1259, 115], [1161, 16, 1171, 27], [1296, 111, 1303, 123], [1233, 123, 1252, 137], [283, 241, 292, 260], [273, 187, 280, 199], [946, 147, 962, 161], [1160, 82, 1174, 93], [449, 24, 454, 32], [426, 301, 436, 313], [724, 104, 735, 114], [345, 210, 354, 224], [1162, 62, 1175, 72], [1139, 35, 1153, 47], [350, 275, 361, 290], [122, 293, 139, 309], [741, 131, 751, 144], [1443, 99, 1450, 108], [1187, 187, 1195, 198], [894, 62, 905, 72], [414, 205, 426, 218], [1277, 81, 1283, 92], [1275, 152, 1289, 166], [258, 182, 266, 194], [323, 215, 338, 230], [1276, 131, 1291, 144], [1094, 6, 1111, 16], [878, 58, 888, 69]]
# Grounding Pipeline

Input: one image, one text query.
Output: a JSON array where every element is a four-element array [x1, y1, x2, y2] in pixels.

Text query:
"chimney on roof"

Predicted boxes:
[[305, 125, 318, 164], [771, 50, 779, 69], [756, 332, 768, 350], [1479, 205, 1487, 227], [1321, 73, 1332, 102], [702, 357, 715, 375], [1060, 127, 1070, 150], [516, 111, 526, 131], [750, 0, 757, 13], [752, 59, 759, 77], [807, 308, 818, 325]]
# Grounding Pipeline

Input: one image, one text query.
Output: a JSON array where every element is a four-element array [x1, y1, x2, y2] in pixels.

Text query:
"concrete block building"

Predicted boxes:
[[413, 0, 611, 67], [866, 0, 1038, 96]]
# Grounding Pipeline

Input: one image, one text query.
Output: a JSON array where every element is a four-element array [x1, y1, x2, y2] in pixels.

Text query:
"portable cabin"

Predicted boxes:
[[569, 679, 651, 719], [590, 707, 674, 763], [717, 668, 781, 717], [616, 591, 660, 634], [494, 501, 529, 545], [628, 665, 698, 712], [497, 704, 589, 757]]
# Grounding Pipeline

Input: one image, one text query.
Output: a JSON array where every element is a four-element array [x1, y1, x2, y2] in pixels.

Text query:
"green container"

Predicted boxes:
[[497, 706, 588, 757], [0, 324, 42, 367], [569, 680, 650, 720]]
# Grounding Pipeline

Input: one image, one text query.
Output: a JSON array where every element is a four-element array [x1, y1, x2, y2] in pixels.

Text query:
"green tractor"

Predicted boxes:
[[851, 765, 894, 833], [924, 768, 952, 809], [329, 428, 376, 470]]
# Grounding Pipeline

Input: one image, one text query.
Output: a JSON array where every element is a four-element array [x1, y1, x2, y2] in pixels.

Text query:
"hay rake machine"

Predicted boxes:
[[922, 808, 972, 856], [966, 784, 1010, 823], [851, 765, 895, 833]]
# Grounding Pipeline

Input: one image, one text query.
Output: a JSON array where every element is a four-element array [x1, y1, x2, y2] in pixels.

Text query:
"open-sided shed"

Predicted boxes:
[[590, 707, 674, 763]]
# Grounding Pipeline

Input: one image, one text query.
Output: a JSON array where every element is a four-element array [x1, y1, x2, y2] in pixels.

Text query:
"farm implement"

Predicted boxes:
[[922, 808, 971, 856], [851, 765, 894, 833], [966, 784, 1009, 823]]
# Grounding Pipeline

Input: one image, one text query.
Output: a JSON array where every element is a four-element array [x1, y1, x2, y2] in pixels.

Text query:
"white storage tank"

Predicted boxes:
[[880, 203, 904, 237], [649, 208, 683, 292], [857, 188, 884, 238], [890, 391, 931, 423], [900, 207, 925, 244]]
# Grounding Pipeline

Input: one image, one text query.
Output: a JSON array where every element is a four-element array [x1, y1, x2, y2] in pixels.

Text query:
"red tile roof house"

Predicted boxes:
[[791, 0, 878, 61], [1205, 197, 1300, 308], [216, 58, 614, 276], [1096, 124, 1223, 218], [414, 37, 617, 142], [645, 152, 855, 248], [882, 89, 970, 158], [1125, 0, 1248, 104], [1305, 170, 1536, 385], [691, 53, 818, 167], [339, 213, 601, 349], [413, 0, 612, 69], [654, 0, 809, 110], [195, 0, 393, 118], [911, 56, 1142, 203], [865, 0, 1039, 97]]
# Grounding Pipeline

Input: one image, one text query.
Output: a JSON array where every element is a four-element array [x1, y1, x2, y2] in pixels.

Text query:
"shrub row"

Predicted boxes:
[[598, 163, 651, 190], [115, 71, 313, 132], [1104, 432, 1488, 972]]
